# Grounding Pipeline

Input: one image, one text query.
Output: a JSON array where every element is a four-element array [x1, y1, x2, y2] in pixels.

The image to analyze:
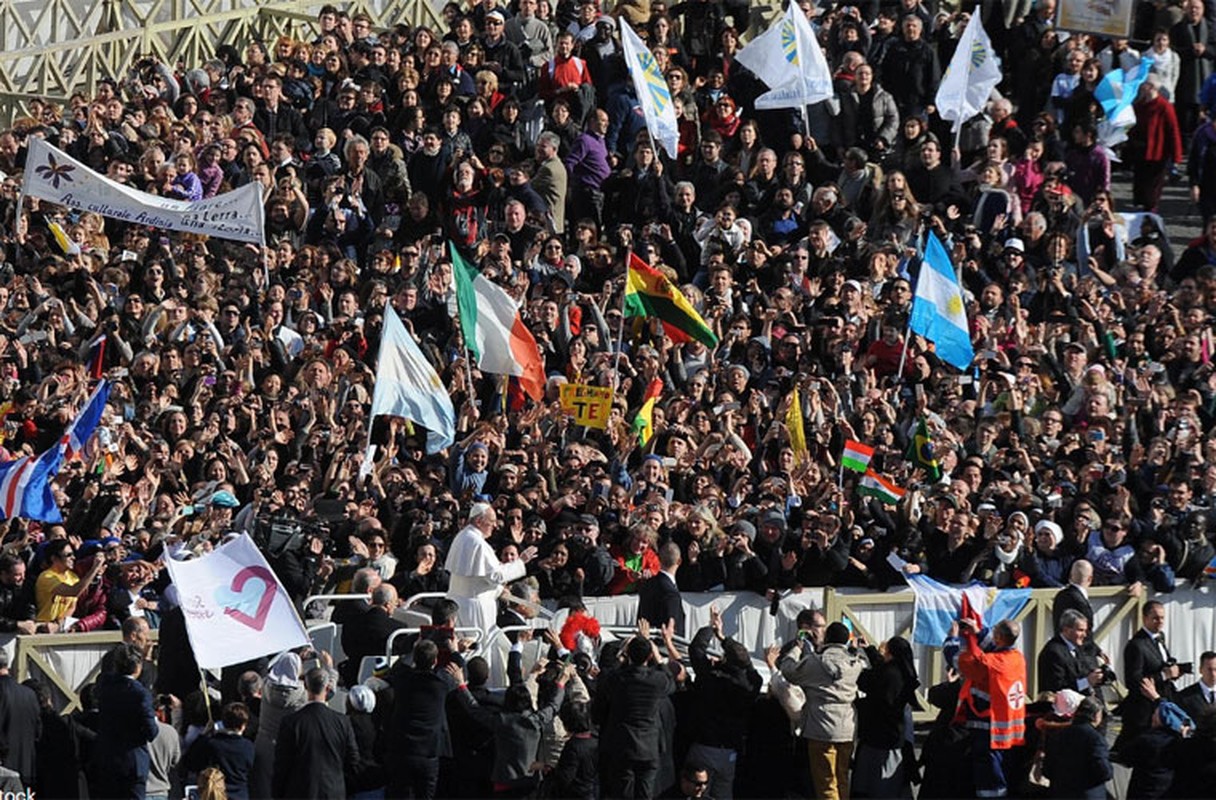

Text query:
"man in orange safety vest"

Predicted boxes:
[[957, 617, 1027, 798]]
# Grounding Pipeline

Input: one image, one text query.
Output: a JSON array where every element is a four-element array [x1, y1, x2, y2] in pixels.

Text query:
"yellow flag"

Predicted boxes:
[[786, 387, 808, 466]]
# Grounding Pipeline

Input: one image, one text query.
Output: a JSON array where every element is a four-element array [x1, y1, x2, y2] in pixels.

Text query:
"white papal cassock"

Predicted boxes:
[[444, 524, 527, 632]]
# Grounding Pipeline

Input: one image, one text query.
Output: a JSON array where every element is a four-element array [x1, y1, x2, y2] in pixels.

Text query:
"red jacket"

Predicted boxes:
[[606, 544, 660, 595], [1132, 94, 1184, 163], [957, 631, 1028, 750]]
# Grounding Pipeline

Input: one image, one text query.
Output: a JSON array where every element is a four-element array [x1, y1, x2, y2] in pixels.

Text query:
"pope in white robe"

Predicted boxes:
[[444, 503, 537, 632]]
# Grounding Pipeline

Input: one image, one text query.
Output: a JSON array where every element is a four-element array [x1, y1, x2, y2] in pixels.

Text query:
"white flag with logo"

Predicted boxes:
[[165, 533, 310, 669], [736, 4, 833, 109], [935, 12, 1003, 133], [620, 19, 680, 159]]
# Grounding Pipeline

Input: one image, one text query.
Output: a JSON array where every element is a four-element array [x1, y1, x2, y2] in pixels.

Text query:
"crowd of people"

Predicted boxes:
[[0, 0, 1215, 795]]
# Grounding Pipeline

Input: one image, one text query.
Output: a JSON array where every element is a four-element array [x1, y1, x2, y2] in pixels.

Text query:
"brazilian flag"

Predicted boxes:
[[907, 417, 942, 481]]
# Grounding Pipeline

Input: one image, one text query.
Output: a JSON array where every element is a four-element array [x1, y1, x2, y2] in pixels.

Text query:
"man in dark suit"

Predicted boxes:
[[1172, 0, 1216, 137], [0, 649, 40, 786], [1052, 559, 1096, 634], [593, 631, 677, 798], [638, 543, 685, 637], [1038, 609, 1109, 695], [100, 616, 158, 692], [1121, 600, 1183, 740], [387, 639, 459, 799], [90, 643, 159, 800], [272, 667, 361, 800], [1176, 650, 1216, 721], [340, 583, 407, 684]]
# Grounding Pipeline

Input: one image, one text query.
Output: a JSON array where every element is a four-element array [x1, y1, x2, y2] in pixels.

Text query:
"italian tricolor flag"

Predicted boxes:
[[841, 440, 874, 473], [858, 469, 905, 505], [452, 244, 546, 401]]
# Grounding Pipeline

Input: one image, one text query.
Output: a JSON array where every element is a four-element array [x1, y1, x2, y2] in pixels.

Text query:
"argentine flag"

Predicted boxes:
[[364, 301, 455, 463], [910, 232, 974, 371], [620, 20, 680, 160], [899, 568, 1032, 646]]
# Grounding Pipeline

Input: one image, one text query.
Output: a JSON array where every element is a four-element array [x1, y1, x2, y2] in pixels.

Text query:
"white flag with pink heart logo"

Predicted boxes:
[[165, 533, 310, 669]]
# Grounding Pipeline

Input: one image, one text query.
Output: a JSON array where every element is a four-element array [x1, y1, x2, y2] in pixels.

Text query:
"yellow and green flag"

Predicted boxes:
[[906, 417, 942, 481]]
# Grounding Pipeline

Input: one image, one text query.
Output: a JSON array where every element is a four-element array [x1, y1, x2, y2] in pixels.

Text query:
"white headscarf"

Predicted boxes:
[[266, 651, 302, 688]]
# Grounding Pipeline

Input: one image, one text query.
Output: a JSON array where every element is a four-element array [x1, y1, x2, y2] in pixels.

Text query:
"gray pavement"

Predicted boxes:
[[1110, 163, 1203, 251]]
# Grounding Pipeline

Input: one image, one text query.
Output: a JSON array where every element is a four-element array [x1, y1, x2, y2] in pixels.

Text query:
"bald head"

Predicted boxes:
[[994, 619, 1021, 647], [371, 583, 399, 611], [1070, 559, 1094, 587]]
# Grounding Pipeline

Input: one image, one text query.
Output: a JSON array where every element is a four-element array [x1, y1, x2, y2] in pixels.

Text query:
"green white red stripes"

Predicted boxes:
[[841, 440, 874, 473], [451, 245, 545, 400]]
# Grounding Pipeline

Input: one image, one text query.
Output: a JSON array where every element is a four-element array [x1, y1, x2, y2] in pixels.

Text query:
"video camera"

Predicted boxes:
[[253, 512, 333, 558]]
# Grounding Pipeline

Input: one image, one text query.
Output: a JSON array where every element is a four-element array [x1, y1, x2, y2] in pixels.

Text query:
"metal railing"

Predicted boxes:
[[14, 628, 159, 713], [822, 584, 1146, 721], [0, 0, 786, 125], [0, 0, 447, 125]]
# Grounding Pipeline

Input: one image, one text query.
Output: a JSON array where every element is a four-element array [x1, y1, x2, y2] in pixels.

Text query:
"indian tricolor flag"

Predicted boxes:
[[841, 440, 874, 473], [858, 469, 905, 505], [452, 244, 545, 401]]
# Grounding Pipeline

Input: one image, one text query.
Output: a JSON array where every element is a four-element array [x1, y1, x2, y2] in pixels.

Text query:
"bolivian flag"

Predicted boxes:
[[632, 378, 664, 447], [624, 253, 718, 347]]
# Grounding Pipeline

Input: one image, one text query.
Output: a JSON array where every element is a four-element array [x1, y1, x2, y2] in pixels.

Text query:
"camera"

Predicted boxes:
[[1170, 660, 1194, 676], [1100, 664, 1118, 684]]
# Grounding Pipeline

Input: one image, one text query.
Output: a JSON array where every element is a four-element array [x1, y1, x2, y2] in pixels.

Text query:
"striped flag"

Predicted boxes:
[[452, 244, 546, 401], [893, 557, 1032, 646], [625, 253, 718, 347], [857, 469, 905, 505], [87, 334, 106, 379], [841, 440, 873, 473], [786, 387, 808, 466], [0, 445, 65, 523], [632, 378, 663, 447], [61, 380, 110, 461]]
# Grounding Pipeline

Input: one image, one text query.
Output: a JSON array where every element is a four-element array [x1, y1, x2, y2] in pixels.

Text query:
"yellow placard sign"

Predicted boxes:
[[559, 384, 614, 429]]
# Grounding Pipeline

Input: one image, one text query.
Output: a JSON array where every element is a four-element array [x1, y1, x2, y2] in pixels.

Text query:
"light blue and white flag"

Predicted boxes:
[[910, 232, 974, 370], [1095, 57, 1152, 161], [365, 301, 455, 464], [893, 559, 1032, 646], [736, 4, 833, 110], [1095, 56, 1152, 119], [620, 19, 680, 160], [935, 12, 1002, 134]]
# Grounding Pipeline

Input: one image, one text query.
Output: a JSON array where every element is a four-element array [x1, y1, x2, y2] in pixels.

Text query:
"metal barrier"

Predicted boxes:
[[822, 584, 1146, 720], [14, 628, 159, 713], [0, 0, 446, 124], [0, 0, 785, 125], [384, 624, 484, 659]]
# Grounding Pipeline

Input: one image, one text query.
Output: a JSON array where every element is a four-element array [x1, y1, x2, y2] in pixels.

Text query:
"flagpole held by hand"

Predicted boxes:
[[612, 247, 630, 393]]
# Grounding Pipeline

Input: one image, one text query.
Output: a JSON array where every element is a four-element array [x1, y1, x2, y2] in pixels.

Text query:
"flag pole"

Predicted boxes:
[[612, 249, 630, 393], [896, 325, 914, 383]]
